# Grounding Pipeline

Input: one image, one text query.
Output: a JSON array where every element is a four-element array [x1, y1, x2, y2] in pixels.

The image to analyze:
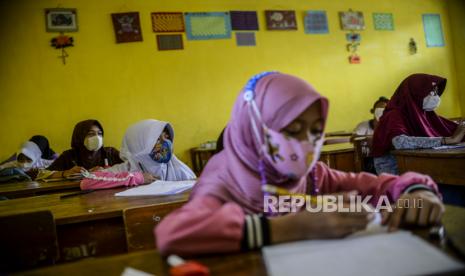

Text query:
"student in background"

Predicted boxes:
[[373, 74, 465, 175], [353, 96, 389, 136], [155, 72, 444, 256], [46, 119, 123, 178], [0, 135, 58, 177], [80, 119, 196, 190]]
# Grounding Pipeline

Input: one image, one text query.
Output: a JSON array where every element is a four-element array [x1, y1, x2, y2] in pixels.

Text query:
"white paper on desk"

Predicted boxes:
[[114, 180, 196, 197], [263, 231, 464, 276], [433, 142, 465, 150]]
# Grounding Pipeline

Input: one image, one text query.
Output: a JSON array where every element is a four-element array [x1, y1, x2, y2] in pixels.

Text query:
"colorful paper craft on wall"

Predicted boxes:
[[265, 10, 297, 30], [156, 34, 183, 50], [111, 12, 143, 43], [185, 12, 231, 40], [346, 32, 361, 64], [373, 13, 394, 30], [422, 14, 445, 47], [230, 11, 259, 31], [236, 32, 256, 46], [304, 11, 329, 34], [339, 10, 365, 30], [152, 12, 185, 32], [50, 33, 74, 64]]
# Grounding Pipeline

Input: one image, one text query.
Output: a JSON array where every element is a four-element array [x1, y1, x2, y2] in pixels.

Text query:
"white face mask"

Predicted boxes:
[[19, 162, 33, 170], [423, 90, 441, 111], [374, 108, 385, 121], [84, 135, 103, 151]]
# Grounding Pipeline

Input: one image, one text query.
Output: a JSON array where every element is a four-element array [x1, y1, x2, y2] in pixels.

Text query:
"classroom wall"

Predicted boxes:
[[448, 0, 465, 117], [0, 0, 463, 165]]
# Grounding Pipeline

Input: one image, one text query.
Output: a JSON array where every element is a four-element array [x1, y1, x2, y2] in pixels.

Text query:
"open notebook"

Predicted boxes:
[[114, 180, 196, 197], [263, 231, 464, 276]]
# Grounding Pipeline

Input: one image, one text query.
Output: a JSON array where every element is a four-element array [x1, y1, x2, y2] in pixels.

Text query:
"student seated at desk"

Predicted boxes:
[[80, 119, 196, 190], [45, 120, 123, 179], [353, 96, 389, 137], [155, 72, 444, 256], [0, 135, 57, 178], [372, 74, 465, 175]]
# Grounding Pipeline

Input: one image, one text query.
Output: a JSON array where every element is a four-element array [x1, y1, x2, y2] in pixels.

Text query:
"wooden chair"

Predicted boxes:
[[353, 136, 373, 173], [123, 200, 187, 252], [190, 148, 216, 176], [0, 210, 59, 272]]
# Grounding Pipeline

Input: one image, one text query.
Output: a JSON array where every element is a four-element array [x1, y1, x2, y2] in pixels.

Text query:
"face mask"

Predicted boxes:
[[374, 108, 385, 121], [18, 162, 33, 170], [263, 127, 324, 180], [150, 139, 172, 164], [84, 135, 103, 151], [423, 93, 441, 111]]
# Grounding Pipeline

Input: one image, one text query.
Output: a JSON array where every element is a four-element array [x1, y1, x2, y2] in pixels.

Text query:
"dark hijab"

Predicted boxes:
[[29, 135, 56, 160], [372, 74, 459, 157], [47, 119, 123, 170]]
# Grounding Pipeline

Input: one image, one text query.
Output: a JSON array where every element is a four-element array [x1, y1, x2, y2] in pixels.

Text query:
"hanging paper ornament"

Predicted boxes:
[[409, 38, 417, 55], [50, 33, 74, 64]]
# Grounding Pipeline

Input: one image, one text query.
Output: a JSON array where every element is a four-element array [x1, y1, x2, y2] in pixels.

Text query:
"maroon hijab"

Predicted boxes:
[[372, 73, 459, 157]]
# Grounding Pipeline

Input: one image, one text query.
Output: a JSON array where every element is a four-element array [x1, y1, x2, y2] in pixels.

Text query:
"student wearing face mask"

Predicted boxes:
[[373, 74, 465, 175], [155, 72, 443, 256], [0, 135, 58, 177], [353, 97, 389, 136], [46, 119, 123, 179], [79, 119, 196, 190]]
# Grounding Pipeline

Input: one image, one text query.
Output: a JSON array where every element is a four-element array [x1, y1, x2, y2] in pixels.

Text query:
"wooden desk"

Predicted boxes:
[[393, 147, 465, 186], [319, 143, 356, 172], [0, 180, 80, 199], [0, 188, 189, 262], [19, 205, 465, 276]]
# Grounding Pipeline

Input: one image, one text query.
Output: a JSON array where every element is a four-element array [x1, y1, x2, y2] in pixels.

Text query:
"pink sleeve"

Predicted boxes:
[[315, 161, 440, 204], [80, 171, 145, 190], [155, 195, 245, 256]]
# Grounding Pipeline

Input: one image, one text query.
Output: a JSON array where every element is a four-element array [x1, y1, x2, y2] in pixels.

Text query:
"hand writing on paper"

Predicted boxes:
[[382, 190, 444, 232], [444, 123, 465, 145], [63, 166, 84, 178], [143, 172, 158, 184]]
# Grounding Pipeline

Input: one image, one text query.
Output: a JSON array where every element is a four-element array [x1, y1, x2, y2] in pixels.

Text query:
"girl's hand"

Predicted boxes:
[[445, 124, 465, 144], [63, 166, 83, 177], [382, 190, 444, 231], [89, 166, 104, 172], [270, 204, 372, 244], [143, 172, 158, 184]]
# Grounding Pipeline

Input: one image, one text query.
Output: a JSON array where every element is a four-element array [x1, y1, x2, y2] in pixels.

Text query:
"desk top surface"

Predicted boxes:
[[0, 180, 80, 197], [321, 142, 354, 153], [19, 205, 465, 276], [392, 147, 465, 158], [0, 187, 189, 225]]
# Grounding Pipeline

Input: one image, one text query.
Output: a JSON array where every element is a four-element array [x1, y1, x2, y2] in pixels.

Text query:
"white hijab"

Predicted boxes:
[[18, 141, 42, 164], [119, 119, 196, 181]]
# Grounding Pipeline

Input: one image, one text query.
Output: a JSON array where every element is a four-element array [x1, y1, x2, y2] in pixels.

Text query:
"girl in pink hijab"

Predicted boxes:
[[155, 72, 444, 256]]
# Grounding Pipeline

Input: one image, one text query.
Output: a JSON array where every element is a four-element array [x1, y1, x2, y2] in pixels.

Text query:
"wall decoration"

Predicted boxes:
[[151, 12, 185, 32], [236, 32, 256, 46], [184, 12, 231, 40], [304, 11, 329, 34], [230, 11, 259, 30], [265, 10, 297, 30], [111, 12, 143, 43], [422, 14, 445, 47], [409, 38, 418, 54], [346, 32, 361, 64], [373, 13, 394, 30], [156, 34, 183, 50], [339, 10, 365, 30], [45, 8, 78, 32], [50, 33, 74, 64]]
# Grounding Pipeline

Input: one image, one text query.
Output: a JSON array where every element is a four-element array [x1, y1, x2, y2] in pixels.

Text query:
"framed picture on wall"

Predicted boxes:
[[339, 10, 365, 30], [265, 10, 297, 30], [111, 12, 143, 43], [45, 8, 78, 32]]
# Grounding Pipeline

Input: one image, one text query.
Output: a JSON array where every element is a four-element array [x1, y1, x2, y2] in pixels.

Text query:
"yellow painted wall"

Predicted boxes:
[[448, 0, 465, 117], [0, 0, 463, 165]]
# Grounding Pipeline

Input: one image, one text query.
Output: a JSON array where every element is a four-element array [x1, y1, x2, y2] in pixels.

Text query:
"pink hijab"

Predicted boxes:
[[191, 73, 329, 214]]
